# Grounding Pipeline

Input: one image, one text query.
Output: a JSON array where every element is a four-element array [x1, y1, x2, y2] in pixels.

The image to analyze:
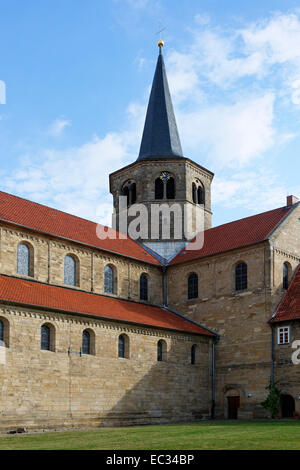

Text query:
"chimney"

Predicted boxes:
[[287, 195, 299, 206]]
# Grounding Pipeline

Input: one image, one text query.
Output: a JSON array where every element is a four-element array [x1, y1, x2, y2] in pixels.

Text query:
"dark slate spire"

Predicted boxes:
[[137, 43, 183, 161]]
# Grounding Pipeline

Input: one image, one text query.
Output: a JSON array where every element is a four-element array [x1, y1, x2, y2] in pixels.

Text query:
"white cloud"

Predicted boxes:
[[178, 93, 275, 167], [213, 168, 289, 213], [48, 118, 71, 137]]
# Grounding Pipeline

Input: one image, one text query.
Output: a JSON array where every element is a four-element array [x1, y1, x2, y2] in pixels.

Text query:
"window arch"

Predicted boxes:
[[188, 273, 198, 299], [122, 180, 137, 207], [104, 265, 117, 294], [283, 262, 291, 290], [82, 329, 95, 355], [118, 334, 129, 359], [157, 340, 167, 362], [155, 173, 176, 200], [17, 242, 33, 277], [140, 273, 148, 301], [41, 323, 55, 352], [192, 181, 205, 205], [0, 318, 9, 348], [64, 255, 78, 286], [235, 262, 248, 291], [191, 344, 197, 365]]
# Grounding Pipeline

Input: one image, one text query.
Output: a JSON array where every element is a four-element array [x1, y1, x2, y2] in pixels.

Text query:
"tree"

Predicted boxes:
[[261, 380, 282, 418]]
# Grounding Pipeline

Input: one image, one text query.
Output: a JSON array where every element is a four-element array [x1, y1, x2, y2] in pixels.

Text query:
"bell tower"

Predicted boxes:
[[110, 41, 214, 261]]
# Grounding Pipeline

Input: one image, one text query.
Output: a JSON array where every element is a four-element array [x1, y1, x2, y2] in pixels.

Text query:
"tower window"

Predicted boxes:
[[197, 186, 205, 205], [188, 273, 198, 299], [235, 262, 247, 291], [140, 274, 148, 301], [192, 182, 205, 205], [192, 183, 197, 204], [155, 178, 164, 200], [166, 177, 175, 199], [0, 320, 3, 343], [122, 181, 137, 207]]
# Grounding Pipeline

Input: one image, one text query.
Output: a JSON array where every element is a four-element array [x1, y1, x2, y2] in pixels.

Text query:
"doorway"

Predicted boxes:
[[227, 396, 240, 419], [280, 394, 295, 418]]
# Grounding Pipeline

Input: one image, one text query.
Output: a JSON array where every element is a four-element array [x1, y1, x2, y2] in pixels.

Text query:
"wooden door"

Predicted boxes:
[[227, 396, 240, 419]]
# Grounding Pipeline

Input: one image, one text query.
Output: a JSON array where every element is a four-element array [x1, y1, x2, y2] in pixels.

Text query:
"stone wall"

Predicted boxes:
[[0, 224, 163, 305], [0, 305, 212, 431], [167, 243, 273, 418]]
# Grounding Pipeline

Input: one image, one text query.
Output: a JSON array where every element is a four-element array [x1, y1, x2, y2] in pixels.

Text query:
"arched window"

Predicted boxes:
[[41, 324, 51, 351], [192, 181, 205, 205], [197, 186, 205, 205], [122, 181, 137, 207], [191, 345, 197, 365], [155, 178, 164, 200], [0, 318, 9, 347], [17, 242, 33, 277], [140, 274, 148, 301], [283, 262, 291, 290], [166, 177, 175, 199], [157, 340, 167, 362], [104, 265, 116, 294], [235, 262, 247, 291], [64, 255, 78, 286], [131, 183, 137, 205], [118, 334, 129, 359], [188, 273, 198, 299], [82, 330, 91, 355]]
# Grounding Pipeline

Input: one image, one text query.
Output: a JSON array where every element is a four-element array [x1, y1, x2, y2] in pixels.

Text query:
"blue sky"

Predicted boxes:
[[1, 0, 300, 227]]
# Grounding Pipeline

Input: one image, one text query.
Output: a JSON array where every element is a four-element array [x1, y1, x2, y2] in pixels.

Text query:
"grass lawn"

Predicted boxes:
[[0, 420, 300, 450]]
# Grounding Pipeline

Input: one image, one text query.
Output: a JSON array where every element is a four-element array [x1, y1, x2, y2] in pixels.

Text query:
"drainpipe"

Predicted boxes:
[[162, 265, 167, 307], [211, 339, 216, 419], [271, 325, 275, 388]]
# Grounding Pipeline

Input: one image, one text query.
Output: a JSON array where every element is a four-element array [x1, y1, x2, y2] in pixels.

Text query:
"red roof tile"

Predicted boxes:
[[0, 191, 160, 265], [170, 206, 294, 265], [0, 275, 214, 336], [270, 265, 300, 323]]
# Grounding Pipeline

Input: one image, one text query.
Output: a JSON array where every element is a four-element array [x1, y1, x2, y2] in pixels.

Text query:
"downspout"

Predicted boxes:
[[211, 337, 219, 419], [162, 265, 167, 307], [271, 324, 275, 388]]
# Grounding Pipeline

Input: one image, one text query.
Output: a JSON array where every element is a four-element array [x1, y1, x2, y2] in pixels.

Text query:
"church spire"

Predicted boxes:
[[137, 41, 183, 161]]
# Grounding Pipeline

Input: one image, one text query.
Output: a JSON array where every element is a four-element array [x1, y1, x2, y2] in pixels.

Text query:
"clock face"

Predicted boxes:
[[160, 171, 170, 182]]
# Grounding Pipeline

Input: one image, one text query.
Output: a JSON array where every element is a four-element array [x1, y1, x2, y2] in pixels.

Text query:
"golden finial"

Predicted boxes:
[[158, 39, 164, 48]]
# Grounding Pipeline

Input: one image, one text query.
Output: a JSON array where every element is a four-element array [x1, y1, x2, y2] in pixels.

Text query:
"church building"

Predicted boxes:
[[0, 41, 300, 431]]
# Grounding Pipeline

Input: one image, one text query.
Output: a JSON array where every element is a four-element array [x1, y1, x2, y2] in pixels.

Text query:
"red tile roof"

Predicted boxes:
[[0, 191, 160, 265], [0, 275, 214, 336], [170, 206, 294, 265], [270, 265, 300, 323]]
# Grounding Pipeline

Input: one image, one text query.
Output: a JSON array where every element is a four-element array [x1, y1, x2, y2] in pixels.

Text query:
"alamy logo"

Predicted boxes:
[[292, 340, 300, 365], [0, 80, 6, 104], [96, 196, 205, 251]]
